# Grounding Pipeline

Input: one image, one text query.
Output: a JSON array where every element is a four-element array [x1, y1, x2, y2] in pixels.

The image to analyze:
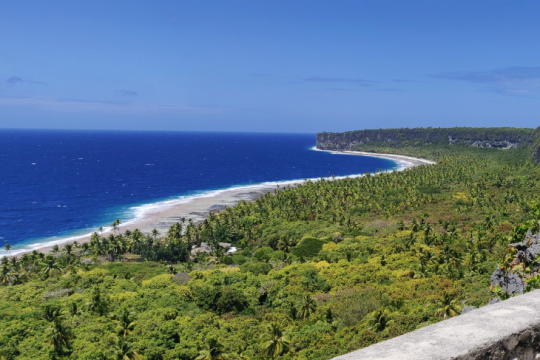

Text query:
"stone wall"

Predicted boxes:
[[332, 289, 540, 360]]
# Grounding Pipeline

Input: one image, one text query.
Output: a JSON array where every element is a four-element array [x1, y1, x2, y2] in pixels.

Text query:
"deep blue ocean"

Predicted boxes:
[[0, 130, 397, 255]]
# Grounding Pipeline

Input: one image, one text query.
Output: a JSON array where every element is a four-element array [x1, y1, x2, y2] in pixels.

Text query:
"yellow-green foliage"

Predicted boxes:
[[2, 145, 540, 359]]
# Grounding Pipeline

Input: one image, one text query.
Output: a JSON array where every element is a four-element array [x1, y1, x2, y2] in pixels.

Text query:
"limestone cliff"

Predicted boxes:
[[316, 127, 534, 151], [531, 126, 540, 163]]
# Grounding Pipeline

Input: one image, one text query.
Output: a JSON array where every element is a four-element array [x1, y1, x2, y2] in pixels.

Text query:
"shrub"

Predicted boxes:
[[188, 282, 248, 314], [79, 268, 110, 288], [215, 286, 249, 314], [142, 274, 174, 289], [291, 237, 327, 258], [230, 254, 247, 264], [417, 185, 441, 194], [270, 250, 287, 261], [218, 256, 234, 265], [334, 289, 381, 327], [172, 272, 190, 285], [253, 247, 275, 262], [189, 282, 220, 311], [240, 261, 273, 275]]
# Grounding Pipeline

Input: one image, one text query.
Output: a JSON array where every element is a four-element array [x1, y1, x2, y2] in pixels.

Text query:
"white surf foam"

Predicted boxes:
[[1, 148, 406, 257]]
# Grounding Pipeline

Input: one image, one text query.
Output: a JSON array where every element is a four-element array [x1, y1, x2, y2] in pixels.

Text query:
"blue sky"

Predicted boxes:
[[1, 0, 539, 133]]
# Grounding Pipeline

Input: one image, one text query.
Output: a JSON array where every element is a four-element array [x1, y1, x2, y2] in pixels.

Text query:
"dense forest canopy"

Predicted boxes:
[[2, 127, 540, 360]]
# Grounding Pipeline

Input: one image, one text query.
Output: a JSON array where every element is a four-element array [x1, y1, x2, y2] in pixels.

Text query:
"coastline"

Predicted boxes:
[[7, 150, 435, 257], [315, 149, 436, 167]]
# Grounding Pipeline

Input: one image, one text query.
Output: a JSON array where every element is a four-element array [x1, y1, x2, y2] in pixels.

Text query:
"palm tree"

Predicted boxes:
[[97, 236, 110, 258], [114, 309, 136, 338], [46, 319, 73, 356], [91, 231, 101, 244], [3, 244, 12, 256], [447, 224, 459, 239], [403, 232, 416, 250], [109, 236, 125, 261], [20, 253, 31, 265], [435, 293, 462, 319], [196, 338, 229, 360], [286, 300, 298, 320], [260, 323, 290, 359], [112, 219, 121, 235], [367, 307, 394, 333], [0, 265, 17, 286], [484, 214, 496, 231], [167, 223, 182, 240], [151, 229, 160, 239], [423, 223, 434, 238], [132, 229, 143, 241], [0, 339, 19, 359], [277, 236, 295, 253], [66, 302, 80, 319], [41, 257, 63, 277], [42, 304, 63, 322], [86, 287, 109, 316], [81, 242, 90, 253], [63, 244, 74, 257], [0, 265, 8, 286], [114, 338, 140, 360], [94, 349, 112, 360], [298, 295, 317, 319], [410, 219, 419, 232], [231, 347, 247, 360]]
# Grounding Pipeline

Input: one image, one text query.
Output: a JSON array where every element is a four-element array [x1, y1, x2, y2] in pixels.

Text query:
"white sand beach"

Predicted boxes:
[[10, 150, 434, 256]]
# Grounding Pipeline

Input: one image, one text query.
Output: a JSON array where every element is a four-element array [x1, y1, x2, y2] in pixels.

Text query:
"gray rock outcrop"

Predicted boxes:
[[490, 268, 525, 296], [489, 224, 540, 302], [461, 305, 477, 314]]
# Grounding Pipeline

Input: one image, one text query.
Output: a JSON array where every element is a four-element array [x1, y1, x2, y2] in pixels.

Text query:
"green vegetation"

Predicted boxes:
[[3, 128, 540, 359], [290, 238, 327, 259]]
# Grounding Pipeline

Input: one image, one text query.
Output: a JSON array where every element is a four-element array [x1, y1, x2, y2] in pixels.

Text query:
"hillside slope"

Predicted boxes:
[[3, 130, 540, 360]]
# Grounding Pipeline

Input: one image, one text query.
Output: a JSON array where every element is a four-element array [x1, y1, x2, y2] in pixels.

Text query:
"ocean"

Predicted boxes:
[[0, 130, 398, 255]]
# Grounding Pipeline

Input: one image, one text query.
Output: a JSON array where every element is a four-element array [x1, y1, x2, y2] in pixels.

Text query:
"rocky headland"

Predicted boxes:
[[316, 127, 534, 151]]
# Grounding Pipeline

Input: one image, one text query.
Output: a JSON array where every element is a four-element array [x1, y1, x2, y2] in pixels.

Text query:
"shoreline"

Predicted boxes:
[[315, 149, 436, 167], [6, 149, 435, 257]]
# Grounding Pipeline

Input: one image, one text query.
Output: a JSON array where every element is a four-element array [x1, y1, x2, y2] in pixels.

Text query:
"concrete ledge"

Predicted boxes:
[[332, 290, 540, 360]]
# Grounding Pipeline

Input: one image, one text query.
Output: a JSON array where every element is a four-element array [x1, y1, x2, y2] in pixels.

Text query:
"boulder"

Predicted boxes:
[[526, 243, 540, 259], [488, 297, 500, 305], [516, 250, 527, 264], [489, 225, 540, 303], [509, 242, 527, 252], [490, 268, 524, 296], [461, 305, 477, 314]]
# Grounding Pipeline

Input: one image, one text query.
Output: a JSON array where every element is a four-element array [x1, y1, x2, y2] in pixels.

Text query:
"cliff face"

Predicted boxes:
[[316, 127, 534, 151], [531, 126, 540, 163]]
